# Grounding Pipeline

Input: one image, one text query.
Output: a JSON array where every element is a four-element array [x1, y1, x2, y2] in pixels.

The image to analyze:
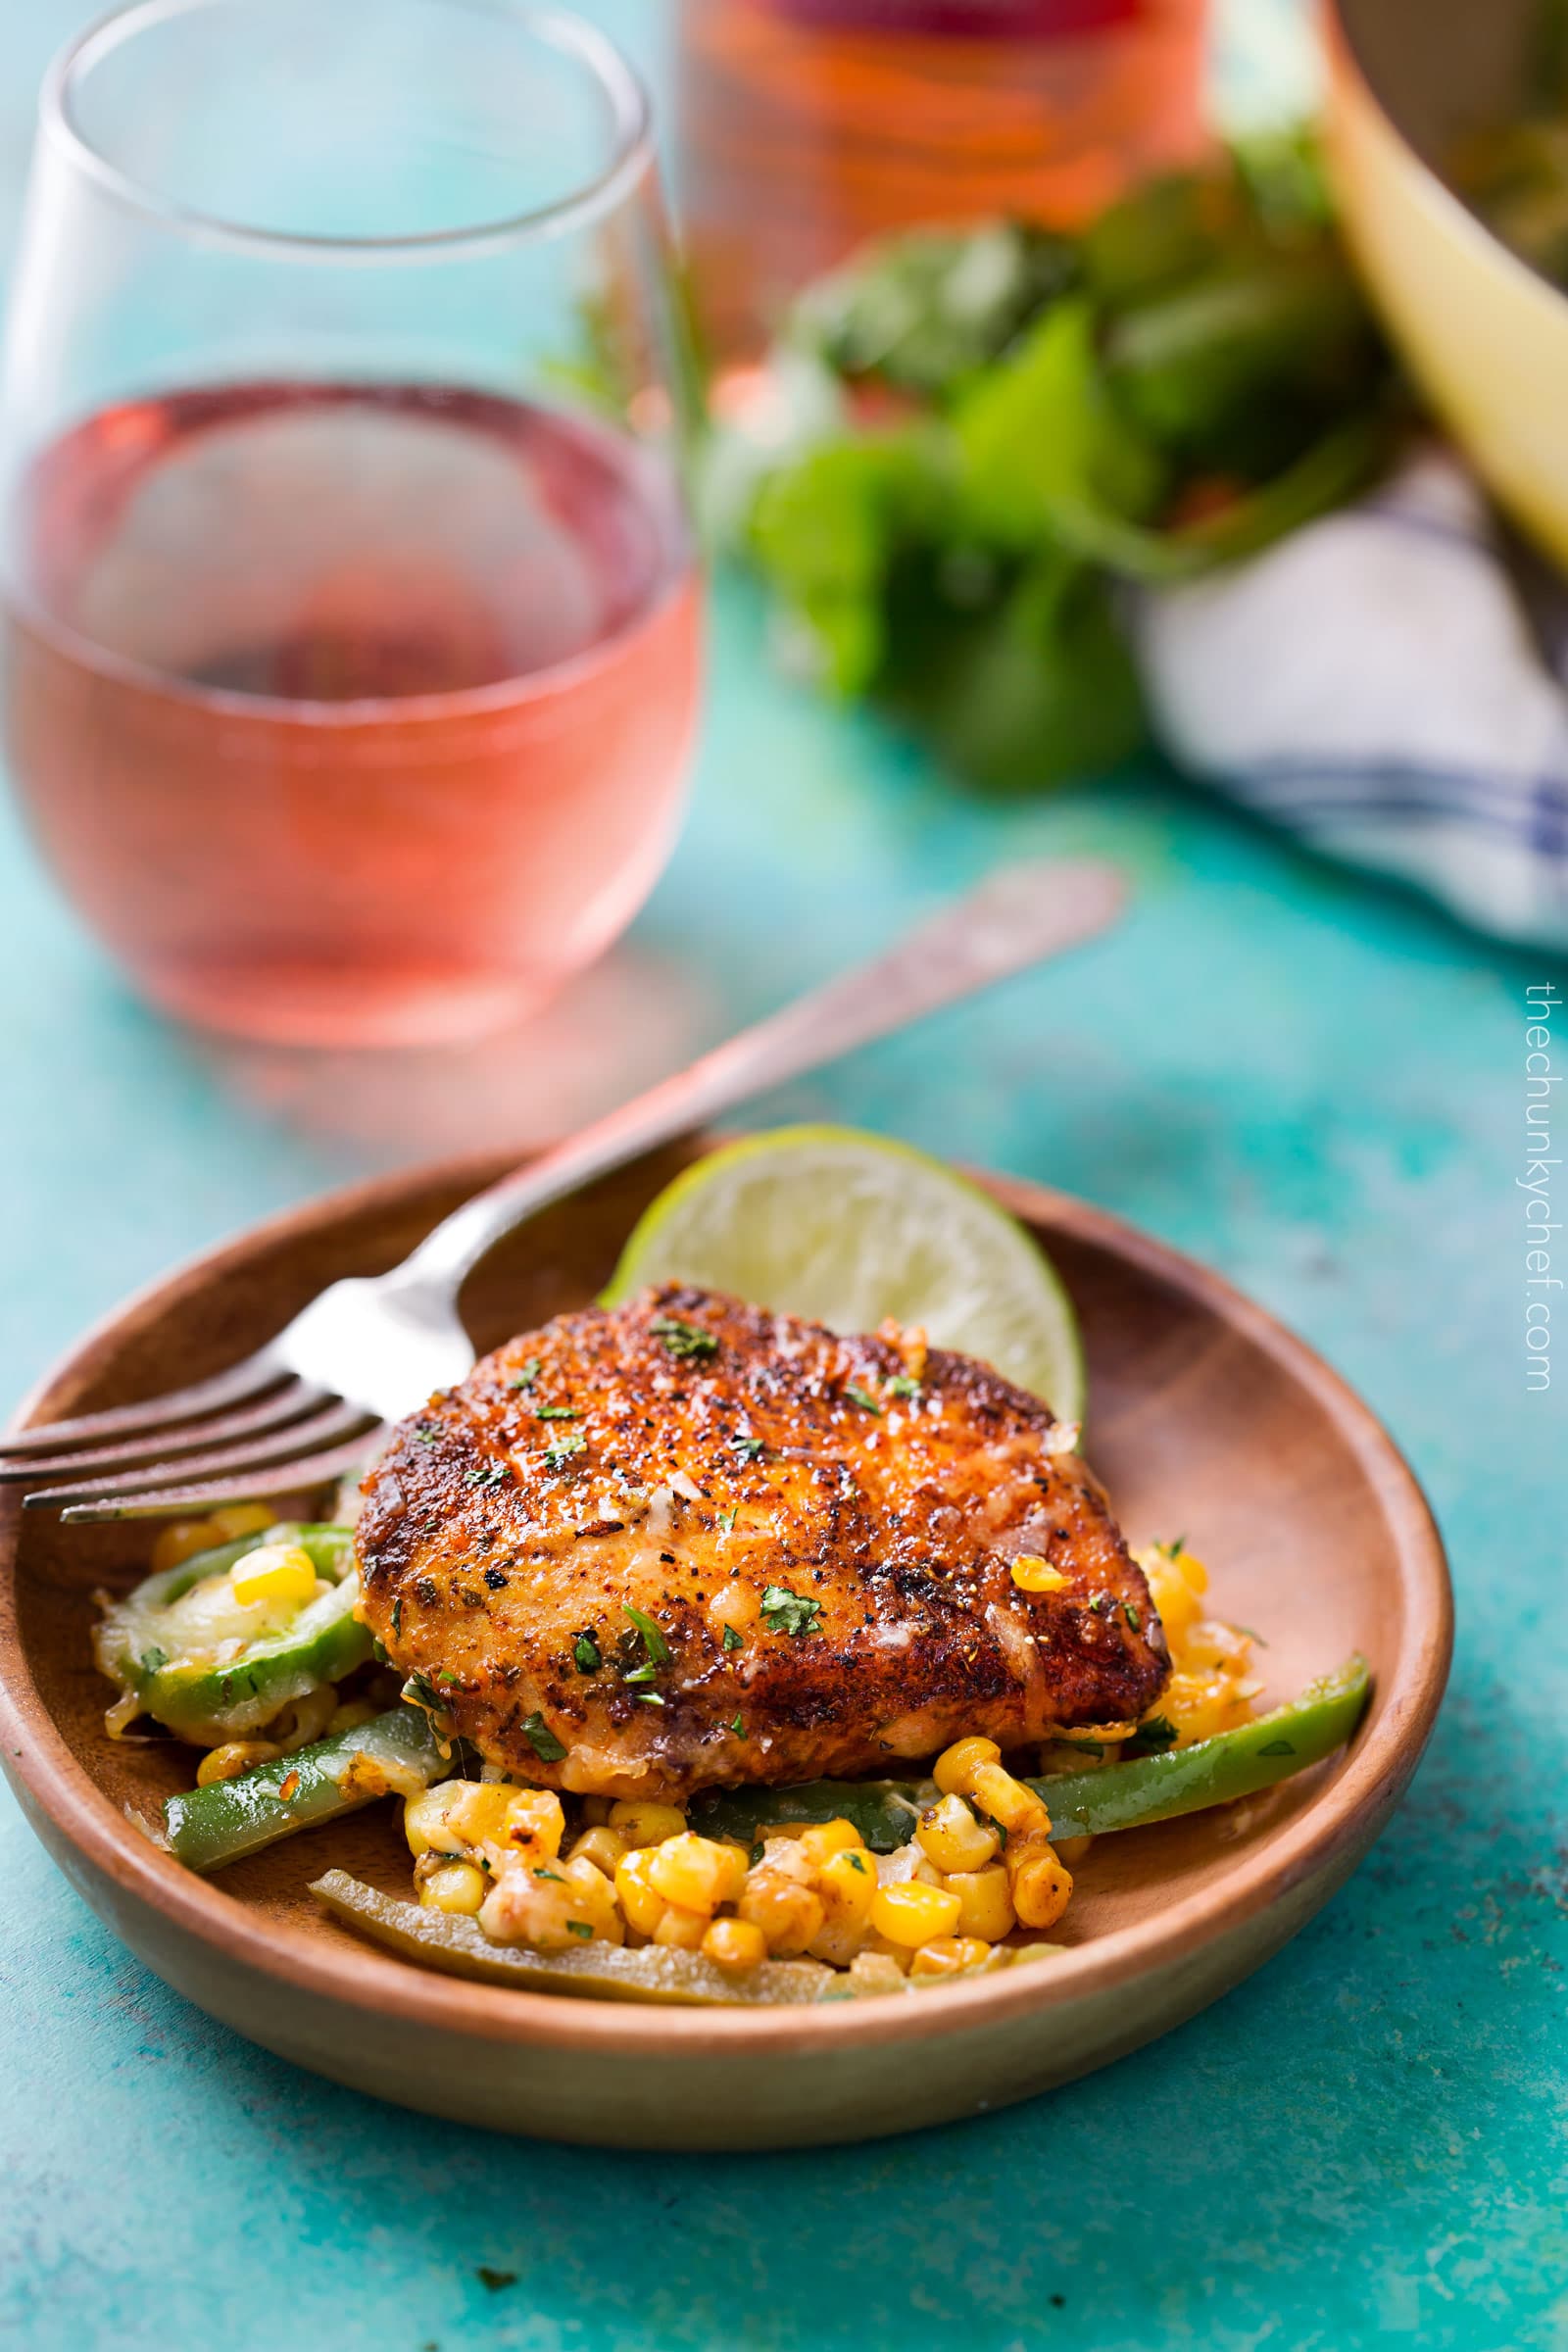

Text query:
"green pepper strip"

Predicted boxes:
[[689, 1654, 1370, 1852], [98, 1523, 368, 1740], [160, 1705, 449, 1874]]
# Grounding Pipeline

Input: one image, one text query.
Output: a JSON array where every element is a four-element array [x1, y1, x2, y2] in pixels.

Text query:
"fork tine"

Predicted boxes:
[[0, 1379, 330, 1485], [1, 1351, 286, 1457], [57, 1428, 389, 1523], [22, 1397, 379, 1510]]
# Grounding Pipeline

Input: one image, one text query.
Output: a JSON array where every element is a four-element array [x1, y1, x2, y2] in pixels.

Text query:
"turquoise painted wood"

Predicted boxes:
[[1, 6, 1565, 2349]]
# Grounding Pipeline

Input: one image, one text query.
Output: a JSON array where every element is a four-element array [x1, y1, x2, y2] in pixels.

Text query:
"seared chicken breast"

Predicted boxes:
[[357, 1286, 1168, 1800]]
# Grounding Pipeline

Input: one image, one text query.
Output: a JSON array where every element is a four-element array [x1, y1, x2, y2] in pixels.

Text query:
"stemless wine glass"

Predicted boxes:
[[0, 0, 702, 1046]]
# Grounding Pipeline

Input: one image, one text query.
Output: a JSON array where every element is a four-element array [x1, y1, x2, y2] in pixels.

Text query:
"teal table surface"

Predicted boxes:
[[2, 8, 1566, 2351]]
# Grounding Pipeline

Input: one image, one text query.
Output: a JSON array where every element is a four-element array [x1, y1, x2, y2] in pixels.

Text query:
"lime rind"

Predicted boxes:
[[602, 1125, 1085, 1422]]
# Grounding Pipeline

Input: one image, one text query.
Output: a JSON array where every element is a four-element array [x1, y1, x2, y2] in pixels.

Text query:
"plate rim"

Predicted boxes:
[[0, 1144, 1453, 2055]]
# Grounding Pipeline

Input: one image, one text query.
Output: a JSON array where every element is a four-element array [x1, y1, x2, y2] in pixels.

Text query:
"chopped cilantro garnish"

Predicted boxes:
[[717, 1508, 737, 1534], [887, 1374, 921, 1398], [544, 1430, 587, 1469], [722, 1624, 744, 1653], [466, 1459, 511, 1490], [412, 1423, 439, 1446], [520, 1711, 567, 1761], [1129, 1714, 1178, 1752], [846, 1852, 867, 1874], [637, 1690, 665, 1706], [730, 1714, 745, 1736], [534, 1405, 579, 1421], [390, 1599, 403, 1638], [623, 1602, 669, 1663], [566, 1920, 594, 1938], [844, 1383, 882, 1415], [622, 1662, 659, 1686], [402, 1670, 446, 1716], [760, 1583, 822, 1638], [533, 1867, 564, 1883], [509, 1358, 540, 1391], [137, 1646, 168, 1677], [1124, 1601, 1141, 1630], [436, 1669, 461, 1687], [731, 1436, 765, 1462], [650, 1314, 718, 1360], [1088, 1592, 1114, 1616], [573, 1630, 602, 1674]]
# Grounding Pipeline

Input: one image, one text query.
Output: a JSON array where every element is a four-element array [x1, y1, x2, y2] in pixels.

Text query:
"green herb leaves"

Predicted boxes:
[[465, 1459, 512, 1491], [137, 1646, 168, 1678], [509, 1358, 541, 1392], [722, 1624, 745, 1653], [573, 1631, 602, 1675], [622, 1604, 669, 1664], [844, 1383, 882, 1415], [520, 1711, 567, 1762], [1127, 1714, 1179, 1754], [544, 1430, 587, 1470], [534, 1405, 579, 1422], [886, 1374, 922, 1399], [650, 1315, 717, 1360], [760, 1584, 822, 1639]]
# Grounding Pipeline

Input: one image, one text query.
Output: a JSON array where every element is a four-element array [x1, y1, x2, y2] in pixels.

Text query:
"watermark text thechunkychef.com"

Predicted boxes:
[[1522, 982, 1560, 1391]]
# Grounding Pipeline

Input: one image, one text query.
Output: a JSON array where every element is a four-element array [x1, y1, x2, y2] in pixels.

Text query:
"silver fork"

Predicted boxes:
[[2, 859, 1122, 1520]]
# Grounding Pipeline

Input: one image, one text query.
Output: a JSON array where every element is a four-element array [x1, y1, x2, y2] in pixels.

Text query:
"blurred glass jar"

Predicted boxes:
[[679, 0, 1213, 370]]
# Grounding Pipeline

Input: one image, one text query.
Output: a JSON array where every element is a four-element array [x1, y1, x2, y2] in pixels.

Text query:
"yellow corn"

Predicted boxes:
[[737, 1868, 824, 1956], [1139, 1544, 1207, 1641], [968, 1760, 1052, 1839], [609, 1798, 688, 1848], [404, 1780, 469, 1858], [151, 1520, 226, 1575], [1159, 1671, 1251, 1746], [500, 1788, 566, 1866], [933, 1735, 1001, 1797], [1010, 1554, 1068, 1593], [228, 1543, 318, 1610], [614, 1845, 668, 1938], [580, 1794, 612, 1827], [909, 1936, 991, 1979], [915, 1792, 999, 1875], [196, 1740, 280, 1786], [1008, 1837, 1074, 1929], [1054, 1834, 1094, 1867], [419, 1861, 488, 1916], [808, 1844, 880, 1965], [703, 1916, 767, 1972], [326, 1697, 376, 1735], [560, 1855, 624, 1944], [799, 1818, 862, 1867], [566, 1825, 628, 1879], [653, 1904, 708, 1950], [648, 1833, 748, 1916], [209, 1503, 278, 1543], [869, 1881, 963, 1948], [944, 1863, 1015, 1943]]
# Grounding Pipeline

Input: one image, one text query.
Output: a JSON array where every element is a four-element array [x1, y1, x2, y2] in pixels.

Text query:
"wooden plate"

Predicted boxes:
[[0, 1142, 1451, 2149]]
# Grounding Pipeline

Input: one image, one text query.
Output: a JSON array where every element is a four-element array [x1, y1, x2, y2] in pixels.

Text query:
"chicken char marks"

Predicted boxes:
[[356, 1285, 1169, 1801]]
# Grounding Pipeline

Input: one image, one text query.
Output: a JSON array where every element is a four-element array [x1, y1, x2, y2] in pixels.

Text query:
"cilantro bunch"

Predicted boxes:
[[727, 138, 1398, 790]]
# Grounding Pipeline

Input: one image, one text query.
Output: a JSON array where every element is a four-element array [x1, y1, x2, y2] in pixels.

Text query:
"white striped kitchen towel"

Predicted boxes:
[[1137, 444, 1568, 952]]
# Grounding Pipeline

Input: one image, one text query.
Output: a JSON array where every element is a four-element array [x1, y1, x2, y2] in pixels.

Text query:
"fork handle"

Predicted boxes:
[[399, 858, 1125, 1295]]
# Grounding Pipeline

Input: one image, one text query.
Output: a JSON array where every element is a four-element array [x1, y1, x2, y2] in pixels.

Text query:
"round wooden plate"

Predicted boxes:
[[0, 1141, 1451, 2149]]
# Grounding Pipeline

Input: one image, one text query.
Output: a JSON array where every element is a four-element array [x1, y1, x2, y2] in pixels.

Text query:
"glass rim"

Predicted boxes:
[[41, 0, 656, 263]]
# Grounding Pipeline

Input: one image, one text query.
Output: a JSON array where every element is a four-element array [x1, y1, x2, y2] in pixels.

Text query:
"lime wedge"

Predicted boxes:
[[602, 1125, 1084, 1421]]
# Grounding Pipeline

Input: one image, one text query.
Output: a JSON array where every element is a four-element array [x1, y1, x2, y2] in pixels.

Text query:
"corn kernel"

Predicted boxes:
[[326, 1697, 376, 1735], [196, 1739, 279, 1786], [648, 1832, 748, 1916], [580, 1795, 612, 1827], [209, 1503, 278, 1543], [737, 1868, 824, 1956], [808, 1845, 880, 1965], [933, 1734, 1001, 1797], [653, 1903, 708, 1949], [614, 1845, 668, 1938], [566, 1825, 628, 1879], [1054, 1834, 1094, 1867], [500, 1788, 566, 1866], [1008, 1837, 1074, 1929], [944, 1863, 1015, 1942], [609, 1798, 688, 1848], [703, 1916, 768, 1972], [229, 1544, 318, 1610], [151, 1519, 226, 1575], [799, 1819, 862, 1867], [420, 1861, 488, 1915], [968, 1761, 1052, 1839], [909, 1936, 992, 1979], [404, 1780, 469, 1858], [869, 1881, 963, 1948], [915, 1792, 999, 1876], [1010, 1554, 1068, 1592]]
